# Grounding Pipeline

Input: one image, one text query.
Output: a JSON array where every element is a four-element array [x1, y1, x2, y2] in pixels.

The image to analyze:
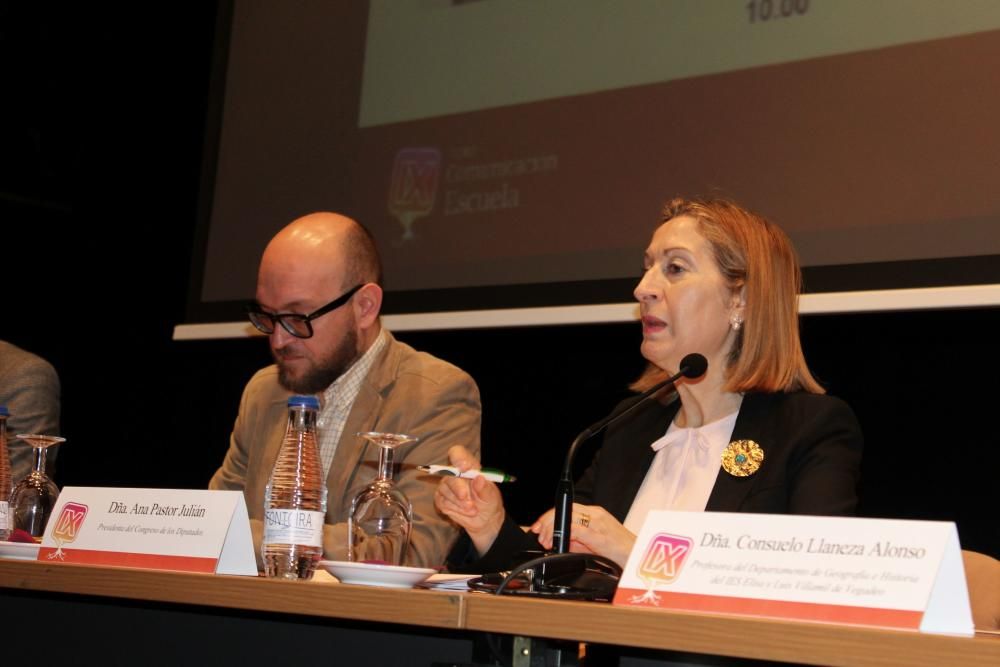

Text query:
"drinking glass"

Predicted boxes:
[[11, 434, 65, 539], [348, 431, 416, 566]]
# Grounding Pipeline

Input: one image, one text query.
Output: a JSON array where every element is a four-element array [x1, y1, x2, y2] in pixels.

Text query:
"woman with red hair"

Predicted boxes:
[[438, 197, 863, 570]]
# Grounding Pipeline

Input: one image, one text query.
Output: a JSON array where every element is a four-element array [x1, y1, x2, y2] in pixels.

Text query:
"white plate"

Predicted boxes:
[[0, 540, 40, 560], [318, 560, 435, 588]]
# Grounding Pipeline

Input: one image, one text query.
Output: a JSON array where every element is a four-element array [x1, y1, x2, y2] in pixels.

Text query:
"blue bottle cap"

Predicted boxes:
[[287, 395, 320, 410], [0, 405, 8, 417]]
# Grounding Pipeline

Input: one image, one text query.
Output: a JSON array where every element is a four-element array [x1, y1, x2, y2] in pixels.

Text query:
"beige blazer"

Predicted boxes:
[[0, 340, 61, 483], [209, 331, 482, 569]]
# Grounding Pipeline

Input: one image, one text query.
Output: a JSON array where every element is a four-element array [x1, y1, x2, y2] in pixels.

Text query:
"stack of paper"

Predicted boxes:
[[418, 574, 477, 591]]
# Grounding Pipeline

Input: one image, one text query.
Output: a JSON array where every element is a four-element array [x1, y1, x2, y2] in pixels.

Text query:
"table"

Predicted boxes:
[[2, 559, 998, 666]]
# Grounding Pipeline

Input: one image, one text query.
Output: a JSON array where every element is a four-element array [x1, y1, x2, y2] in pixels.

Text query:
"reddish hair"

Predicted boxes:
[[634, 197, 823, 394]]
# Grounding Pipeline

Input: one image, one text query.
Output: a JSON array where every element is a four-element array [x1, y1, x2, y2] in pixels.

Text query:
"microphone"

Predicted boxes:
[[475, 353, 709, 601], [551, 352, 708, 554]]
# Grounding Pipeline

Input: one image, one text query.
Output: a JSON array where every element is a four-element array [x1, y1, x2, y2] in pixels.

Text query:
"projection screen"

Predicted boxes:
[[179, 0, 1000, 338]]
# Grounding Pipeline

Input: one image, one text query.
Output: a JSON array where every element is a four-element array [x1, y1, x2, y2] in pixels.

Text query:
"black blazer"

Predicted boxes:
[[471, 391, 863, 573]]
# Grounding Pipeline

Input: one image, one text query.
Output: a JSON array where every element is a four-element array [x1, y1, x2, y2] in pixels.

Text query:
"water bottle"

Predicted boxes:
[[0, 406, 11, 541], [262, 395, 327, 579]]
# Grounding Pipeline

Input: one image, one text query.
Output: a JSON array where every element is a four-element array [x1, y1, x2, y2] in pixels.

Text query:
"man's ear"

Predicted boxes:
[[354, 283, 383, 328]]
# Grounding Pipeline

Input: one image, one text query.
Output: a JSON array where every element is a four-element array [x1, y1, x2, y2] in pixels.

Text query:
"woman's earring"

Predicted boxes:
[[730, 314, 743, 331]]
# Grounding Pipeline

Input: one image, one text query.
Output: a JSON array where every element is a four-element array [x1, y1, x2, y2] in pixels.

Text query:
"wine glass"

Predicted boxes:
[[11, 434, 65, 539], [348, 431, 417, 566]]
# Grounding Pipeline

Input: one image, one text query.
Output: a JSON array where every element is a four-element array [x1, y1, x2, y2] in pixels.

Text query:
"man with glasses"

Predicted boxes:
[[210, 212, 481, 569]]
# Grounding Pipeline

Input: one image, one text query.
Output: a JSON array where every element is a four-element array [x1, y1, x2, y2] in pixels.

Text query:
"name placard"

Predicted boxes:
[[613, 511, 972, 636], [37, 487, 257, 576]]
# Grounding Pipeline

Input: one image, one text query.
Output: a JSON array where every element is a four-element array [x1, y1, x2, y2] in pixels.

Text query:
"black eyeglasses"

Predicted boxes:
[[246, 284, 364, 339]]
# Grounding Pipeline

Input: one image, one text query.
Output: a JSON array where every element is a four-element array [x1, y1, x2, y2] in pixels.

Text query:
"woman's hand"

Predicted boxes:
[[433, 445, 506, 556], [530, 503, 636, 568]]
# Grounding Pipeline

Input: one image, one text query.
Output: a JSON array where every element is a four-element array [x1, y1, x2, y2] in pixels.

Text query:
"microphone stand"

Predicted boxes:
[[551, 372, 682, 554], [486, 377, 678, 602], [485, 354, 706, 601]]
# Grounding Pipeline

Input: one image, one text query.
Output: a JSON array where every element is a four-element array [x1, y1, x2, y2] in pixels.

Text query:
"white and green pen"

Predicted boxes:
[[417, 465, 516, 483]]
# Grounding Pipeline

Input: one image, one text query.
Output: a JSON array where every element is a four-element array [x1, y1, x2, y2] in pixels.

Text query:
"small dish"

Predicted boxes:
[[318, 560, 435, 588], [0, 540, 41, 560]]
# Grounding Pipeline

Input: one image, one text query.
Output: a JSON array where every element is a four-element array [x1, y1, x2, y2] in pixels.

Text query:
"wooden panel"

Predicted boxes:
[[0, 560, 464, 629], [461, 593, 1000, 667], [3, 559, 999, 666]]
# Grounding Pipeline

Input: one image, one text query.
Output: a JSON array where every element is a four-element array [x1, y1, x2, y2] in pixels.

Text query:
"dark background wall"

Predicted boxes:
[[2, 4, 997, 560]]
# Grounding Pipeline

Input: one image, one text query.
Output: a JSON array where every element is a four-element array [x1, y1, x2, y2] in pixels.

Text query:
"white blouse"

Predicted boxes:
[[623, 409, 740, 535]]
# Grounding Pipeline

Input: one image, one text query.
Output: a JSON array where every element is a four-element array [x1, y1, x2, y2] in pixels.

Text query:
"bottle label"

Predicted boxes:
[[263, 509, 324, 547], [0, 501, 9, 531]]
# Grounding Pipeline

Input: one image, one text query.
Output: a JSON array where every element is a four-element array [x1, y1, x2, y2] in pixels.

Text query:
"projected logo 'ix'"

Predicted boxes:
[[387, 148, 441, 241], [49, 501, 89, 560], [630, 532, 694, 605]]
